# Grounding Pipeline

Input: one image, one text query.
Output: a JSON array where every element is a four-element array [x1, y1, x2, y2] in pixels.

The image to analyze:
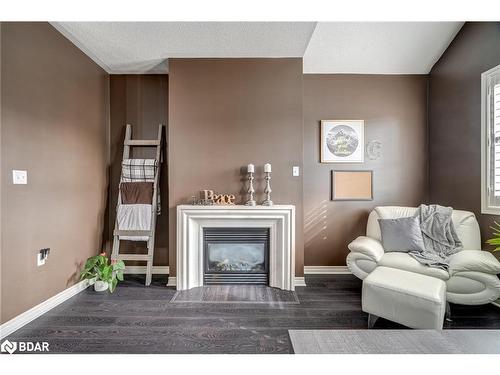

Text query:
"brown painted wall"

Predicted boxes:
[[109, 75, 168, 265], [168, 58, 304, 276], [429, 22, 500, 248], [303, 75, 429, 266], [0, 22, 109, 323]]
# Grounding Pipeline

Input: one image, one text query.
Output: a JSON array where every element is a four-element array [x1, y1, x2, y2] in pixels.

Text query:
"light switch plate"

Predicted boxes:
[[37, 248, 50, 267], [292, 166, 300, 176], [37, 253, 46, 266], [12, 170, 27, 184]]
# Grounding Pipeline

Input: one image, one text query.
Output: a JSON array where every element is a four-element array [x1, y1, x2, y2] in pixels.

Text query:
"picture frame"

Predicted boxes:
[[331, 170, 373, 201], [321, 120, 365, 163]]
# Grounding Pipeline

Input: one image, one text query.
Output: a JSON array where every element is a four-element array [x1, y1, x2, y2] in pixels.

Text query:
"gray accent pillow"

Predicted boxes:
[[378, 216, 426, 252]]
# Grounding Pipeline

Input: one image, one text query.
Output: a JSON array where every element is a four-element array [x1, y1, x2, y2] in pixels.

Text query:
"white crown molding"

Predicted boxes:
[[0, 279, 91, 340], [123, 266, 170, 275], [304, 266, 351, 274]]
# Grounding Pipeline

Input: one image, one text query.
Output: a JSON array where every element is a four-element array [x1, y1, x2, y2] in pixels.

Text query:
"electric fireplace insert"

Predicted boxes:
[[203, 227, 270, 285]]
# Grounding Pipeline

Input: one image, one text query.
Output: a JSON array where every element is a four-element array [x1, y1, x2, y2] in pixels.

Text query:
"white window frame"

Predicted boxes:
[[481, 64, 500, 214]]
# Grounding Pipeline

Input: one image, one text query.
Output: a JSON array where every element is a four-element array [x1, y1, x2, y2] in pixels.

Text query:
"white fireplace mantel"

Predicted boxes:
[[175, 205, 296, 291]]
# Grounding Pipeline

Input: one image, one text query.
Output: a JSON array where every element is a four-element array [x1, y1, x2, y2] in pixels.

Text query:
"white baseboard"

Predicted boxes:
[[294, 276, 306, 287], [304, 266, 351, 274], [166, 276, 177, 287], [0, 279, 91, 340], [123, 266, 169, 275]]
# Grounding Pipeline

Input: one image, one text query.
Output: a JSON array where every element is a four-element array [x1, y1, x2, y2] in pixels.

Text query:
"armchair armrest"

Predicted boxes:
[[448, 250, 500, 276], [347, 236, 384, 263]]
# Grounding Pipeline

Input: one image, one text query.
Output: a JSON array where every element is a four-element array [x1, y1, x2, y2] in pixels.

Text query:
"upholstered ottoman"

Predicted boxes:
[[362, 266, 447, 329]]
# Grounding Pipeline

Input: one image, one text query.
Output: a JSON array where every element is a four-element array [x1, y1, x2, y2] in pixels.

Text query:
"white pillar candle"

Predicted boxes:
[[264, 163, 272, 173], [247, 164, 254, 173]]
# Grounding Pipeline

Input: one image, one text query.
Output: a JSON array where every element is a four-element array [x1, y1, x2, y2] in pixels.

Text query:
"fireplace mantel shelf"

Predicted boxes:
[[175, 204, 296, 291], [177, 204, 295, 210]]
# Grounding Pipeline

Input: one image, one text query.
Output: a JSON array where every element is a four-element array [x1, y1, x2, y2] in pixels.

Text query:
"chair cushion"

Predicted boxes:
[[364, 266, 446, 303], [379, 252, 450, 280]]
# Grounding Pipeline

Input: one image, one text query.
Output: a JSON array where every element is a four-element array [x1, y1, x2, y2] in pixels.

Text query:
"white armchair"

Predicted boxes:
[[347, 206, 500, 305]]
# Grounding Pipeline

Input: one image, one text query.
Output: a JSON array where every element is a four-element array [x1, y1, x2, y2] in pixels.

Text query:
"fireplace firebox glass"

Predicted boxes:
[[203, 227, 269, 285]]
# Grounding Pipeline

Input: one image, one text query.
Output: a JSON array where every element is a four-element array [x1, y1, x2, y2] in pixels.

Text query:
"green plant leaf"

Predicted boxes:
[[116, 271, 124, 281], [109, 278, 118, 293], [80, 253, 126, 292], [80, 253, 116, 283], [80, 270, 94, 280], [486, 224, 500, 251], [83, 257, 96, 270]]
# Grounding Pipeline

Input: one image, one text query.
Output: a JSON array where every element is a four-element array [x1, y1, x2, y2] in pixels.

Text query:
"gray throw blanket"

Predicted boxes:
[[409, 204, 463, 270]]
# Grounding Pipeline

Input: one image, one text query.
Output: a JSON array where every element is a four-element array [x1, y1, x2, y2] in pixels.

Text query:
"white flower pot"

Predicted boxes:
[[94, 280, 108, 292]]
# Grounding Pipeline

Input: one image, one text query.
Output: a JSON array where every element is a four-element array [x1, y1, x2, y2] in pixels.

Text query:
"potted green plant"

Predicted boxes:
[[486, 221, 500, 252], [80, 252, 125, 292]]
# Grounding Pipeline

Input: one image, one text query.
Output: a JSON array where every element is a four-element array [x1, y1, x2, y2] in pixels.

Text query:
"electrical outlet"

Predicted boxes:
[[12, 170, 28, 184], [37, 248, 50, 266], [292, 166, 300, 176]]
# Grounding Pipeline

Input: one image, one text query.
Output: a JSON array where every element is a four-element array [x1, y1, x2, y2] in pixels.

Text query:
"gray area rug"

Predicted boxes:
[[170, 285, 299, 304], [289, 330, 500, 354]]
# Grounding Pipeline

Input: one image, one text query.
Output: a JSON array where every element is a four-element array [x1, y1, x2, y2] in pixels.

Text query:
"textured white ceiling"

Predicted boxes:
[[303, 22, 463, 74], [51, 21, 463, 74], [51, 22, 317, 73]]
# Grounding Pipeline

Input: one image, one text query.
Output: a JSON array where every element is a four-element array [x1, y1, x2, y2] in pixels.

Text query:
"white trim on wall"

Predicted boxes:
[[166, 276, 177, 287], [0, 279, 91, 340], [304, 266, 351, 274], [481, 63, 500, 215], [123, 266, 170, 275], [294, 277, 307, 287]]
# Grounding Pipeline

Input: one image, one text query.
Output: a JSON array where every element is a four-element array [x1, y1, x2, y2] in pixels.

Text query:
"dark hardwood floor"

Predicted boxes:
[[6, 274, 500, 353]]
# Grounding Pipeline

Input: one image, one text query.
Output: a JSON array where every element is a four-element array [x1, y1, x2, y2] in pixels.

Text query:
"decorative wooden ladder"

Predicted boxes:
[[111, 124, 163, 286]]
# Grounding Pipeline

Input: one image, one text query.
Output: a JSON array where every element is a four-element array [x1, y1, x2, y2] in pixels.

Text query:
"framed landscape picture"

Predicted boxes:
[[321, 120, 365, 163]]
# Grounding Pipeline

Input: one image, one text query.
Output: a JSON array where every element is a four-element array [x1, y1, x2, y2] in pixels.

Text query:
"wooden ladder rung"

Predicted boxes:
[[124, 140, 161, 146], [113, 230, 152, 237], [113, 254, 152, 261]]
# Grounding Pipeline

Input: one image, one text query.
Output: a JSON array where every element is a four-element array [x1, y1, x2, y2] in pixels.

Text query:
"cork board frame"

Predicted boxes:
[[331, 170, 373, 201]]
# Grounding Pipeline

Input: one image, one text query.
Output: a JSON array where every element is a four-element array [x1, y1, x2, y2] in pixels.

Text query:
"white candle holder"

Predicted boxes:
[[245, 171, 257, 206], [262, 171, 273, 206]]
